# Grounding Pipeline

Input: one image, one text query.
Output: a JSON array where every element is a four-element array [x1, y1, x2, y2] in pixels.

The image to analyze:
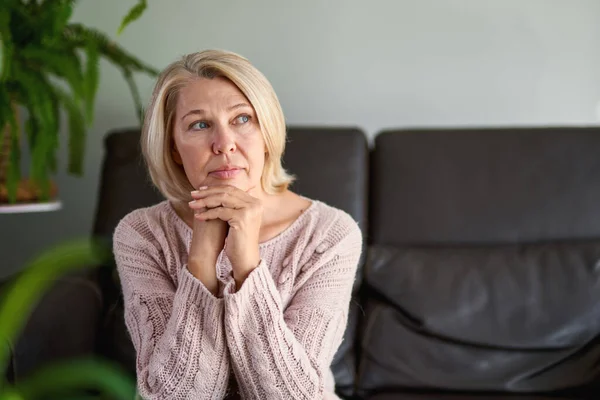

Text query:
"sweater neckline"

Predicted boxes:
[[165, 197, 319, 248]]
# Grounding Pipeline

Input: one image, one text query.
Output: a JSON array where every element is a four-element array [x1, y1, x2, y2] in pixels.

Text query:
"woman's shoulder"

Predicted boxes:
[[309, 199, 363, 247], [278, 196, 362, 255], [280, 198, 363, 286], [113, 200, 175, 245]]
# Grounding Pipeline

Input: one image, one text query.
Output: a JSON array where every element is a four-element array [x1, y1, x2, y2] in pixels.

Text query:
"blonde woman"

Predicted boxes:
[[113, 49, 362, 399]]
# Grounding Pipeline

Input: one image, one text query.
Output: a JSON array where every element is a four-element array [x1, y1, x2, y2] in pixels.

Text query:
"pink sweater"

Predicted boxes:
[[113, 199, 362, 399]]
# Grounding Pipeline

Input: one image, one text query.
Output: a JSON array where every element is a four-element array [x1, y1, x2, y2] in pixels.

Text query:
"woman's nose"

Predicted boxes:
[[211, 126, 236, 154]]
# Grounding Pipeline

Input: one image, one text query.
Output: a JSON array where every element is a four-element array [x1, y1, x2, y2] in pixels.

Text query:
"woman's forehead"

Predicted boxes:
[[177, 77, 250, 111]]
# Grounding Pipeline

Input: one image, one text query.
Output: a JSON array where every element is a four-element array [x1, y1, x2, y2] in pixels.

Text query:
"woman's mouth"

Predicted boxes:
[[208, 167, 242, 179]]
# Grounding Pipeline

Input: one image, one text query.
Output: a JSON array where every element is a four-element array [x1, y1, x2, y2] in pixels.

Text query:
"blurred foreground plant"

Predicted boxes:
[[0, 239, 136, 400]]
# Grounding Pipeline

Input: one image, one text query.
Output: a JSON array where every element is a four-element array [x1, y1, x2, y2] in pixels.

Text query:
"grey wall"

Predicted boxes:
[[1, 0, 599, 276]]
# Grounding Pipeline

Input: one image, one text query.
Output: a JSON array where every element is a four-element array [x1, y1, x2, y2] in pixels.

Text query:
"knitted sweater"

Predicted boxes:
[[113, 199, 362, 399]]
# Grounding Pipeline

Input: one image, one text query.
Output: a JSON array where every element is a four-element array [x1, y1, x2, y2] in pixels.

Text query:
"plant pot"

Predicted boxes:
[[0, 179, 61, 213], [0, 103, 61, 213]]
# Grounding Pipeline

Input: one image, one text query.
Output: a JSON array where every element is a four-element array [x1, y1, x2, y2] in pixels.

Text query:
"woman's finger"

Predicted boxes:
[[194, 206, 237, 223], [189, 193, 244, 210], [191, 185, 254, 202]]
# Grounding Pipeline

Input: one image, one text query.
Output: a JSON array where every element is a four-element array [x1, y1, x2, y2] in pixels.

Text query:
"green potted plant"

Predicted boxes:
[[0, 0, 158, 208]]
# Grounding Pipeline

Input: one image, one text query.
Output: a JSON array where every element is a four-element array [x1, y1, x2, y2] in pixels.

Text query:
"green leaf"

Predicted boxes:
[[13, 72, 45, 186], [35, 0, 76, 45], [0, 388, 25, 400], [51, 1, 76, 40], [117, 0, 147, 35], [20, 47, 85, 104], [123, 68, 143, 124], [14, 358, 136, 400], [54, 85, 86, 175], [84, 43, 99, 125], [10, 1, 38, 48], [0, 90, 20, 204], [7, 133, 20, 203], [0, 10, 12, 82], [23, 115, 36, 156], [0, 87, 20, 203], [0, 33, 3, 78], [13, 68, 60, 196], [46, 83, 61, 174], [0, 239, 101, 378], [65, 24, 159, 76]]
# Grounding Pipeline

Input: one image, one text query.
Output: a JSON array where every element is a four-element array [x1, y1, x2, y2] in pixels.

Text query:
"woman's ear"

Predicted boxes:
[[171, 142, 183, 165]]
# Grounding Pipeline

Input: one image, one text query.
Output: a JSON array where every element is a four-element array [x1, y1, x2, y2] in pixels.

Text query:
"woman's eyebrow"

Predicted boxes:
[[228, 102, 251, 111], [181, 109, 205, 121]]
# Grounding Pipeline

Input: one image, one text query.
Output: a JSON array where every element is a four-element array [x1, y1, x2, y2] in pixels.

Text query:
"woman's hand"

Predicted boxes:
[[187, 203, 228, 295], [190, 185, 262, 289]]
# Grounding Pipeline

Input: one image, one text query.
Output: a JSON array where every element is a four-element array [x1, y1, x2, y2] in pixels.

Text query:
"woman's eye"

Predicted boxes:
[[190, 121, 209, 130], [234, 115, 250, 125]]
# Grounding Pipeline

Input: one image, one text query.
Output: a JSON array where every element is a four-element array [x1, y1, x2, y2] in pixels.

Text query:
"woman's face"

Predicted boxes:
[[171, 77, 266, 194]]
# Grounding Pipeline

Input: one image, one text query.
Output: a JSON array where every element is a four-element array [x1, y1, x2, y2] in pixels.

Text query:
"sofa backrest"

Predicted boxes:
[[93, 129, 164, 240], [284, 127, 369, 396], [358, 127, 600, 396], [369, 127, 600, 245]]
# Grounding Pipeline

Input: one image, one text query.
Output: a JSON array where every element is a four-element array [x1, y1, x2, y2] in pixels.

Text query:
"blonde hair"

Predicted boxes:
[[141, 49, 294, 203]]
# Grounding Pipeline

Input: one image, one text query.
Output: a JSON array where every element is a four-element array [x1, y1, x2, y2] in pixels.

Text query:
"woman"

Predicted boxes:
[[113, 49, 362, 400]]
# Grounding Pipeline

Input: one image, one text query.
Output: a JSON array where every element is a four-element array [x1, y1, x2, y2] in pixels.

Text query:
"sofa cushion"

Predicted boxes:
[[358, 242, 600, 394], [366, 392, 577, 400], [370, 127, 600, 245]]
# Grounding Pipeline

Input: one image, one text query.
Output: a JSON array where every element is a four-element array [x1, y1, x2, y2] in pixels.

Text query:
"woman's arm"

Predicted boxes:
[[223, 214, 362, 400], [114, 213, 230, 399]]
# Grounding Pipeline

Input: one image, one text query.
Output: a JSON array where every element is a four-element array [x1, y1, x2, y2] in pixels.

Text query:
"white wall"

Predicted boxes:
[[1, 0, 599, 275]]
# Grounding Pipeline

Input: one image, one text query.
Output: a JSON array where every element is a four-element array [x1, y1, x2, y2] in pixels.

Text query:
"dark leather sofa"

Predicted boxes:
[[8, 126, 600, 399]]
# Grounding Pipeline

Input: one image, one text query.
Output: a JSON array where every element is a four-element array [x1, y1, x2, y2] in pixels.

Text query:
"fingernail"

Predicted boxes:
[[191, 191, 200, 196], [198, 186, 208, 190], [188, 200, 196, 205]]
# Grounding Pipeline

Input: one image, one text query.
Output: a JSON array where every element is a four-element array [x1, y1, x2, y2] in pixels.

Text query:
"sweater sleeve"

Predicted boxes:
[[223, 214, 362, 399], [113, 214, 230, 399]]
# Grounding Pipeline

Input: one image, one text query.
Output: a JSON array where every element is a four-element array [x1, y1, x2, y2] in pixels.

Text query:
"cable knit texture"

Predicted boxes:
[[113, 199, 362, 400]]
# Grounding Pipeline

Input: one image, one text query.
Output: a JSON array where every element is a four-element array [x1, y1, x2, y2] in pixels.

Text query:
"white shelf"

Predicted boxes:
[[0, 200, 62, 214]]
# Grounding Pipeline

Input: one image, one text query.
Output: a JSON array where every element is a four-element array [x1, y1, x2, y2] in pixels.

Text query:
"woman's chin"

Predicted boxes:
[[195, 177, 250, 191]]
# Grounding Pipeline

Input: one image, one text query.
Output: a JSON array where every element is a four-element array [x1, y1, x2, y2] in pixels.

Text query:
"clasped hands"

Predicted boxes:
[[188, 185, 262, 292]]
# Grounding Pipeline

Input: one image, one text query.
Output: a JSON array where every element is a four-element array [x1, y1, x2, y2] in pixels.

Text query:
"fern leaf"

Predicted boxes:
[[13, 68, 61, 196], [51, 0, 76, 40], [15, 69, 57, 135], [84, 43, 99, 125], [0, 34, 3, 80], [46, 82, 61, 174], [65, 24, 159, 76], [122, 68, 144, 124], [29, 0, 76, 45], [54, 85, 86, 175], [0, 11, 12, 82], [0, 88, 19, 203], [11, 1, 40, 48], [7, 121, 20, 203], [117, 0, 147, 35], [19, 47, 85, 104]]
